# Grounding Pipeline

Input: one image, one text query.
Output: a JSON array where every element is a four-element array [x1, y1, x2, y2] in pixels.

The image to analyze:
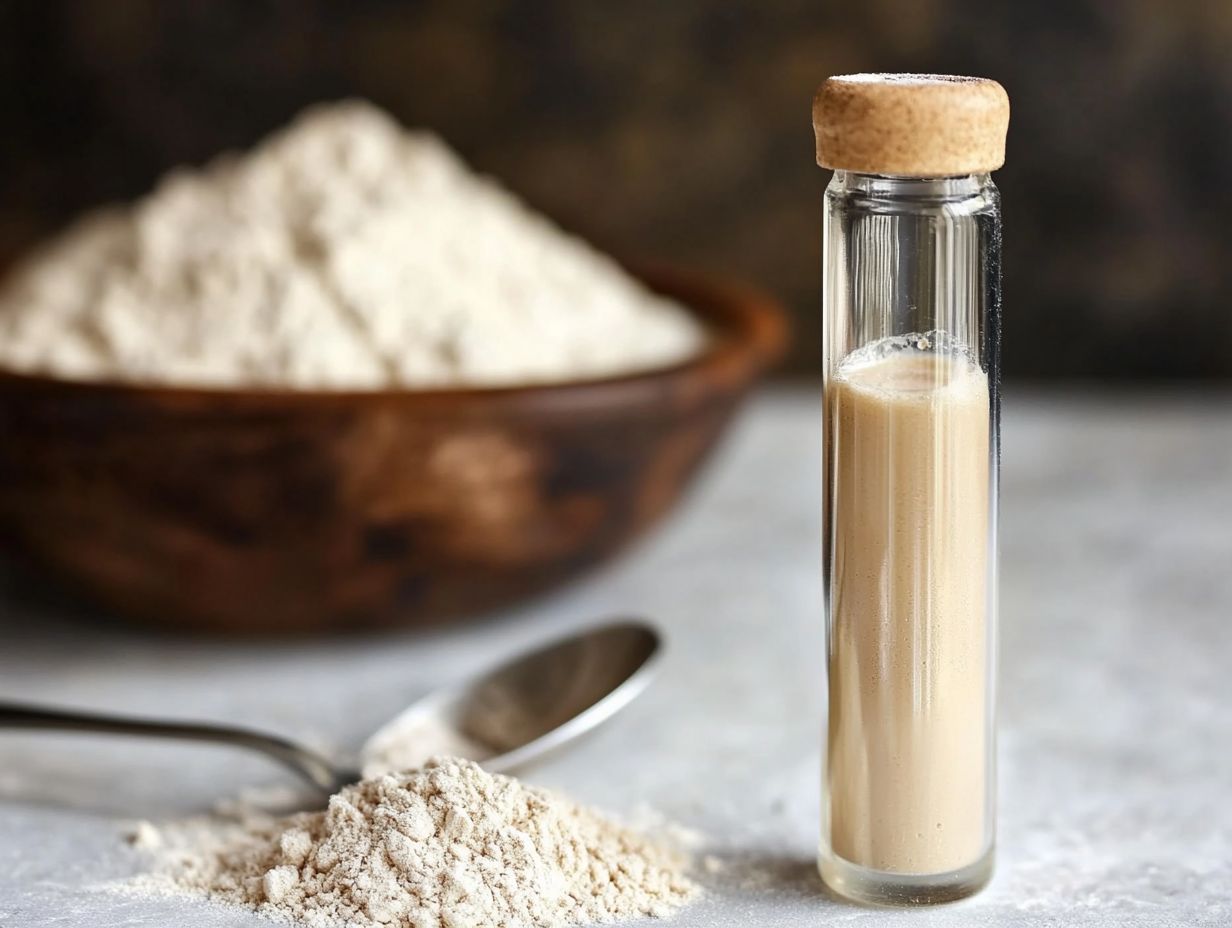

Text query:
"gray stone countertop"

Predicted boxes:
[[1, 385, 1229, 926]]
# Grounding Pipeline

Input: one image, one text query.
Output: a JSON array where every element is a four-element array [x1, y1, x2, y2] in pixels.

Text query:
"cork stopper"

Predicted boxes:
[[813, 74, 1009, 176]]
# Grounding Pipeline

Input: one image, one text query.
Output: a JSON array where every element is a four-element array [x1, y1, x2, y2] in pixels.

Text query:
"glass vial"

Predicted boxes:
[[812, 75, 1010, 906]]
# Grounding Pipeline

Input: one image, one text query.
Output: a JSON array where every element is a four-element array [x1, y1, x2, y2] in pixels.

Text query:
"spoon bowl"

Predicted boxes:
[[361, 621, 661, 778]]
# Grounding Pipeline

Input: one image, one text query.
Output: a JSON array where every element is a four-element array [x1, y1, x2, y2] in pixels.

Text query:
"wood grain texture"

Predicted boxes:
[[812, 74, 1009, 176], [0, 267, 786, 633]]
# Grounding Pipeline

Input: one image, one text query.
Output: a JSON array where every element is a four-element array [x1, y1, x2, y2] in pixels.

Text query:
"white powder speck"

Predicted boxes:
[[126, 821, 163, 851]]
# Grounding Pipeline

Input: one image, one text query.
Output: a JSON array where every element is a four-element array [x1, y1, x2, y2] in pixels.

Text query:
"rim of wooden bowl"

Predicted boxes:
[[0, 263, 789, 413]]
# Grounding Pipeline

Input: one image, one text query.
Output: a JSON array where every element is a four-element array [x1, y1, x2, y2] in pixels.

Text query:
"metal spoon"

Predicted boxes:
[[0, 620, 660, 793]]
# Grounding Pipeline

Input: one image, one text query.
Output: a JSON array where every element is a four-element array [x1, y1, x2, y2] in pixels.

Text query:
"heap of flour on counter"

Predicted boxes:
[[127, 757, 697, 928], [0, 102, 704, 389]]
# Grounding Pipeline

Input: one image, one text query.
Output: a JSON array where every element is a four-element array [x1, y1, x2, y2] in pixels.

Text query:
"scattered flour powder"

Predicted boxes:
[[126, 757, 697, 928], [0, 102, 704, 389]]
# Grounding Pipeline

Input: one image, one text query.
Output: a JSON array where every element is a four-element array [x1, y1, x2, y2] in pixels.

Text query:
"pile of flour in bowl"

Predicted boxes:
[[0, 102, 704, 389], [127, 757, 697, 927]]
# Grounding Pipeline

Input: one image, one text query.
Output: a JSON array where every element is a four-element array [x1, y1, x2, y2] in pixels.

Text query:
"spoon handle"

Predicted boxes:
[[0, 702, 346, 792]]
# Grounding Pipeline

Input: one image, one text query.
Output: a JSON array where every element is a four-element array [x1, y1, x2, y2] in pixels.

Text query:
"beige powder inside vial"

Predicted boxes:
[[127, 756, 697, 928], [825, 344, 990, 874]]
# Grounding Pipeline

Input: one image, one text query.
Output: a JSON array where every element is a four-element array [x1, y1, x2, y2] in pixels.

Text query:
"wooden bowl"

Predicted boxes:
[[0, 266, 786, 633]]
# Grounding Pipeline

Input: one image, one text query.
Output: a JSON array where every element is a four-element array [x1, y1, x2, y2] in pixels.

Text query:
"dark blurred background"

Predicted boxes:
[[1, 0, 1230, 380]]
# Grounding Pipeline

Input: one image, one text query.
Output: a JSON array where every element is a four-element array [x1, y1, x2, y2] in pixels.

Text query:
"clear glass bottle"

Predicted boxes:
[[819, 169, 1000, 905]]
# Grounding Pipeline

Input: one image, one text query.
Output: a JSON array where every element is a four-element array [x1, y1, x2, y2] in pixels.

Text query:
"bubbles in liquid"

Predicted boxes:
[[839, 330, 977, 372], [835, 332, 982, 396]]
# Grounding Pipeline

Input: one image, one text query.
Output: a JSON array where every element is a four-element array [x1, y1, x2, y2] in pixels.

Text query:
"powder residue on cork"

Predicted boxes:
[[124, 757, 698, 928]]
